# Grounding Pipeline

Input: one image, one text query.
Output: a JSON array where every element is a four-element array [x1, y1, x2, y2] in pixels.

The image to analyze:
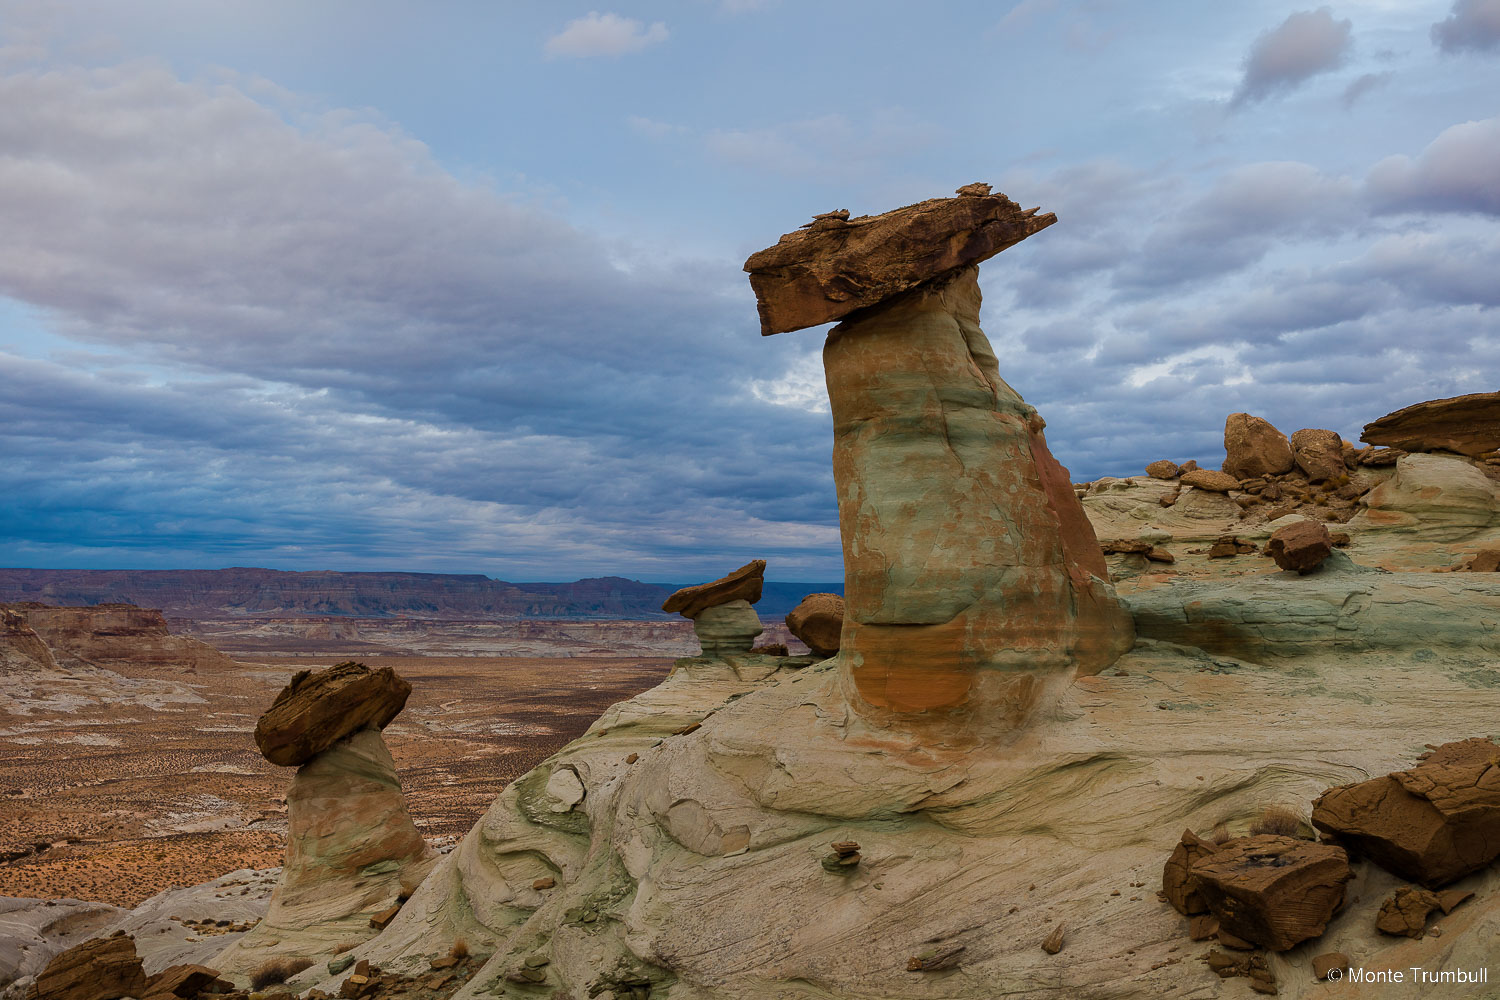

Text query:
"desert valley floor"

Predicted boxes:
[[0, 636, 685, 907]]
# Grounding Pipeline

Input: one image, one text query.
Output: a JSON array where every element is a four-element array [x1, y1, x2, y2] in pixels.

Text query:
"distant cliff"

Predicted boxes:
[[0, 569, 841, 620]]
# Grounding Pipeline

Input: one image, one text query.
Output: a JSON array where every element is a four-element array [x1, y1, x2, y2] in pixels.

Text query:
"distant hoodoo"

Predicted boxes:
[[745, 186, 1133, 725]]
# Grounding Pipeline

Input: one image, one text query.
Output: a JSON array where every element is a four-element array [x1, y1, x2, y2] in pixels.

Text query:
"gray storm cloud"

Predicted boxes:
[[1232, 7, 1354, 107]]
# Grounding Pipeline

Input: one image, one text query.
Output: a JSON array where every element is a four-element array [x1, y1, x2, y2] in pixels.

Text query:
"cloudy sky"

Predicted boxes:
[[1, 1, 1497, 581]]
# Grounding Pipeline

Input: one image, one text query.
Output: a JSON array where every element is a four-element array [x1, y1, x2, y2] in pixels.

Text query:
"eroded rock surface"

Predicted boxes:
[[1311, 737, 1500, 887], [1362, 391, 1500, 458], [254, 661, 412, 767], [1290, 428, 1345, 483]]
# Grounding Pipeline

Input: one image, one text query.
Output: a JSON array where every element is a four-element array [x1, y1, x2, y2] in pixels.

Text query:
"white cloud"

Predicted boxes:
[[544, 12, 668, 58], [1232, 7, 1353, 107], [1340, 70, 1392, 107], [1367, 116, 1500, 216], [1432, 0, 1500, 53]]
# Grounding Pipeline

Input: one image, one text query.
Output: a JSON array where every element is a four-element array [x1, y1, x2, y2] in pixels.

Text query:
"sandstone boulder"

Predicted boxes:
[[1362, 391, 1500, 458], [1266, 519, 1332, 574], [744, 188, 1055, 335], [661, 560, 766, 619], [1311, 737, 1500, 886], [1290, 428, 1345, 483], [1162, 829, 1217, 915], [784, 593, 844, 657], [1375, 886, 1439, 938], [1145, 460, 1180, 479], [255, 661, 412, 767], [1186, 835, 1351, 951], [1223, 414, 1295, 479], [32, 932, 147, 1000], [1460, 548, 1500, 572], [1181, 469, 1238, 494]]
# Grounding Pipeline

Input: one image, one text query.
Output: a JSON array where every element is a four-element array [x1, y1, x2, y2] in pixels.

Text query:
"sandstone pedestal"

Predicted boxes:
[[821, 267, 1131, 721], [746, 188, 1132, 728]]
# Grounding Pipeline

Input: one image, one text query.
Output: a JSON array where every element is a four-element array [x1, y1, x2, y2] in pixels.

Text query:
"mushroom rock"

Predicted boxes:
[[745, 187, 1132, 724], [1362, 391, 1500, 458], [661, 560, 766, 619], [218, 664, 434, 974], [254, 660, 411, 767]]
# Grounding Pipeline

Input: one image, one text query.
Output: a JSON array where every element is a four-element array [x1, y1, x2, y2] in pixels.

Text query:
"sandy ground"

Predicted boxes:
[[0, 645, 674, 906]]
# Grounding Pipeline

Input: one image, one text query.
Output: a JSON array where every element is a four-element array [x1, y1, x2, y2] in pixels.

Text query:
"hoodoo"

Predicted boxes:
[[745, 185, 1133, 724]]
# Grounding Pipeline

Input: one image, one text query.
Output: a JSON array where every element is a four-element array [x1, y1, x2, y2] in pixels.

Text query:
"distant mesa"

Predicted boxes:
[[254, 660, 412, 767]]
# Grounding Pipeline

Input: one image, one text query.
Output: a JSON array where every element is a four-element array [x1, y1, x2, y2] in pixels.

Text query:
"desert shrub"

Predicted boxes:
[[1250, 805, 1304, 838], [451, 937, 470, 960], [1210, 822, 1232, 845], [249, 957, 315, 988], [332, 939, 360, 954]]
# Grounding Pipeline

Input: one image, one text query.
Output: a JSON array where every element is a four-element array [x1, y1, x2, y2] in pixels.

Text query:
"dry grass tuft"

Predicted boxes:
[[450, 937, 470, 960], [1210, 822, 1232, 845], [1250, 805, 1305, 839], [399, 870, 425, 899], [249, 957, 315, 988], [333, 939, 360, 955]]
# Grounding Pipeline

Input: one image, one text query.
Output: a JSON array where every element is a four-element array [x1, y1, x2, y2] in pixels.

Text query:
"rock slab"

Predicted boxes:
[[1311, 737, 1500, 886], [1362, 391, 1500, 458], [1186, 835, 1351, 951], [745, 188, 1056, 336], [32, 932, 148, 1000], [662, 561, 765, 619], [255, 661, 412, 767]]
